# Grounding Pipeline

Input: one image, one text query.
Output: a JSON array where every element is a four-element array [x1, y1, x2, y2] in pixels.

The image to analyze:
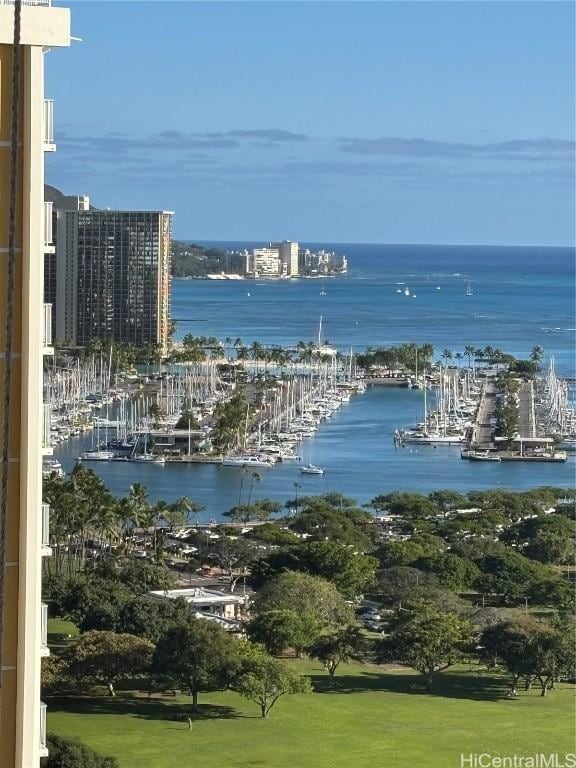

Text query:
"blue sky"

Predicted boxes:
[[46, 1, 575, 245]]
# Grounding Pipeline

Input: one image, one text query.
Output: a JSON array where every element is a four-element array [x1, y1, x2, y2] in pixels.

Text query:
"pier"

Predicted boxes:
[[465, 371, 568, 463]]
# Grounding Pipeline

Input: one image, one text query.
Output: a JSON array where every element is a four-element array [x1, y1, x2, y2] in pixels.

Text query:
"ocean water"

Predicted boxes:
[[174, 243, 576, 377], [54, 243, 576, 515]]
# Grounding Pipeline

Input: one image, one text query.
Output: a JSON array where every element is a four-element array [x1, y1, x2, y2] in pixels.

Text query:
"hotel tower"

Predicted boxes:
[[0, 1, 70, 766]]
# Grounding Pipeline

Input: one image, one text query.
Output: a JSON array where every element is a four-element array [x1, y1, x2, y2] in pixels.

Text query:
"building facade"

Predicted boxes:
[[53, 208, 173, 354], [0, 2, 70, 766], [274, 240, 299, 276], [252, 246, 280, 277]]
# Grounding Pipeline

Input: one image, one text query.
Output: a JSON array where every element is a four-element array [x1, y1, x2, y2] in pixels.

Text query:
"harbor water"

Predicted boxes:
[[54, 243, 576, 517]]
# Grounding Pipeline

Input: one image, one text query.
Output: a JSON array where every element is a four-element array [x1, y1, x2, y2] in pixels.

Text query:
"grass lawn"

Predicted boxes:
[[47, 617, 79, 649], [47, 661, 575, 768]]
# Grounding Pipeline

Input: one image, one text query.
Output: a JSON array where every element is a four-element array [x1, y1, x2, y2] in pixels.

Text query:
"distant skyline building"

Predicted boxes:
[[0, 2, 71, 766], [251, 245, 281, 277], [47, 201, 173, 353], [247, 241, 300, 278], [274, 240, 299, 276]]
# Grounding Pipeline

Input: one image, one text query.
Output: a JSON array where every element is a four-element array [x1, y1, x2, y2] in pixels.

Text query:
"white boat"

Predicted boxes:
[[221, 455, 273, 468], [42, 458, 64, 477], [403, 432, 466, 445], [404, 287, 410, 296], [461, 449, 501, 462], [466, 281, 473, 296], [79, 449, 115, 461], [301, 463, 324, 475], [132, 453, 166, 464]]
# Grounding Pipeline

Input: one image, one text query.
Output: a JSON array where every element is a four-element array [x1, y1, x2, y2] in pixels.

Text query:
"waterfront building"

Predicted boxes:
[[273, 240, 299, 276], [252, 245, 280, 277], [247, 241, 300, 278], [52, 206, 173, 354], [298, 247, 347, 275], [0, 2, 70, 765]]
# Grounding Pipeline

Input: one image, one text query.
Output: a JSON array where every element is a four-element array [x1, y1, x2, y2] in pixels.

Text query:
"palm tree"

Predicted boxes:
[[530, 345, 544, 364], [238, 464, 250, 506], [454, 352, 463, 368], [441, 349, 453, 366], [247, 471, 261, 508], [464, 345, 476, 369], [250, 341, 264, 374]]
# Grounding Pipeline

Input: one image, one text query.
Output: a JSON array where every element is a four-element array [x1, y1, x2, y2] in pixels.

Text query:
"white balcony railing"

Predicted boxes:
[[41, 503, 50, 551], [44, 201, 53, 247], [1, 1, 52, 6], [43, 99, 55, 150], [40, 702, 47, 754], [42, 403, 52, 450], [43, 304, 53, 348], [40, 603, 49, 655]]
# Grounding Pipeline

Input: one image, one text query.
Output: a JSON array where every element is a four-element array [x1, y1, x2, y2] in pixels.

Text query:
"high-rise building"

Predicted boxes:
[[0, 2, 70, 766], [252, 246, 280, 277], [53, 208, 173, 354], [274, 240, 299, 276]]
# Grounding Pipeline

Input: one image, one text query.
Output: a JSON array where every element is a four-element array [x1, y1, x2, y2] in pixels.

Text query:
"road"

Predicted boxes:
[[518, 381, 536, 438], [472, 377, 497, 447]]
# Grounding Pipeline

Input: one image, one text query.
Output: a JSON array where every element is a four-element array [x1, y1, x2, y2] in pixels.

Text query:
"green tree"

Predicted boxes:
[[250, 540, 377, 598], [481, 618, 576, 695], [378, 605, 475, 691], [475, 550, 548, 604], [501, 515, 576, 565], [415, 553, 481, 591], [205, 536, 255, 592], [255, 571, 354, 630], [376, 566, 434, 605], [42, 734, 118, 768], [116, 596, 192, 643], [233, 643, 311, 718], [66, 630, 154, 696], [309, 625, 366, 677], [375, 534, 446, 568], [153, 619, 239, 711], [370, 492, 439, 521], [247, 610, 320, 656]]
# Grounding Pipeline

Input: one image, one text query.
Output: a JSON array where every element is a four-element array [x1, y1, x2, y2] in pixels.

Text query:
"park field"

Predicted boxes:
[[47, 660, 575, 768]]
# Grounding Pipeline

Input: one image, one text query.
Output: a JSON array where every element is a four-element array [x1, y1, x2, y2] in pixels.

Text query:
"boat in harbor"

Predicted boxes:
[[132, 453, 166, 464], [300, 463, 324, 475], [461, 449, 501, 462], [42, 458, 64, 477], [79, 449, 115, 461], [221, 455, 274, 468]]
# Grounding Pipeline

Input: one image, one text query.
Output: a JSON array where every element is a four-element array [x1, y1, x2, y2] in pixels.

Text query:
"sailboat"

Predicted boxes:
[[466, 281, 473, 296]]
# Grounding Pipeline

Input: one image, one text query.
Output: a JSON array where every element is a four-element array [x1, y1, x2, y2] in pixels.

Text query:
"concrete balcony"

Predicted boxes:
[[41, 503, 52, 556], [40, 602, 49, 657], [40, 701, 48, 757], [43, 99, 55, 151], [42, 403, 53, 455], [43, 303, 53, 356], [0, 2, 69, 48]]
